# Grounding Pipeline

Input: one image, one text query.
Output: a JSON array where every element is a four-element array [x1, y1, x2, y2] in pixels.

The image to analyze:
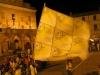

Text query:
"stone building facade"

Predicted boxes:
[[0, 0, 37, 56], [72, 10, 100, 42]]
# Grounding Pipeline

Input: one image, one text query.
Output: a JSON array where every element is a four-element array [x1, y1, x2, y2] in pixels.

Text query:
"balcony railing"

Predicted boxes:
[[0, 28, 37, 34]]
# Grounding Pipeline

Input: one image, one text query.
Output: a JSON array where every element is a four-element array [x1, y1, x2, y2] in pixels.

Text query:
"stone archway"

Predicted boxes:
[[24, 36, 31, 50], [1, 35, 10, 53], [14, 36, 22, 50], [24, 36, 30, 44]]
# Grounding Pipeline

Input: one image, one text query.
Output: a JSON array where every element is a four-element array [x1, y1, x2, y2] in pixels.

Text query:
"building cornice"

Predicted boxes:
[[0, 3, 37, 12], [72, 10, 100, 17]]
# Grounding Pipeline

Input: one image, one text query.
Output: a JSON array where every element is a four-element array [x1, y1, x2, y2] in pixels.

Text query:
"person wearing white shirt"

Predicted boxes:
[[30, 61, 37, 75]]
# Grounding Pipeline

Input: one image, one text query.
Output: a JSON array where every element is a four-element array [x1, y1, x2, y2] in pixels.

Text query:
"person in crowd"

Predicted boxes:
[[12, 58, 18, 71], [33, 60, 38, 74], [28, 49, 31, 55], [4, 58, 9, 65], [30, 60, 37, 75], [0, 50, 39, 75], [66, 59, 73, 75], [9, 58, 13, 68], [21, 51, 25, 58], [21, 60, 26, 75], [0, 66, 5, 75], [14, 66, 21, 75], [24, 56, 30, 70], [5, 67, 11, 75], [97, 43, 100, 51], [95, 43, 98, 51], [91, 42, 95, 51], [15, 55, 20, 64]]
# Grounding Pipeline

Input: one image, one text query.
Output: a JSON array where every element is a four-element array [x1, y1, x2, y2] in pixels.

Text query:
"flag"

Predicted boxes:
[[33, 4, 90, 61]]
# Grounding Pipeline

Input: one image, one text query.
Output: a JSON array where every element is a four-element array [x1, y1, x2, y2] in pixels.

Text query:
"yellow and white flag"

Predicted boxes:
[[34, 4, 90, 61]]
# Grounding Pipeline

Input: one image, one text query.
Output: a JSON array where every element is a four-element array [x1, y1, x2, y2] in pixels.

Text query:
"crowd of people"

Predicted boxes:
[[1, 49, 100, 75], [89, 40, 100, 52], [0, 51, 38, 75]]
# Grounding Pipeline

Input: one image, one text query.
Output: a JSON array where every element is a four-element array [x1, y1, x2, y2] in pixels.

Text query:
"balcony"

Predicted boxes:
[[0, 28, 37, 35]]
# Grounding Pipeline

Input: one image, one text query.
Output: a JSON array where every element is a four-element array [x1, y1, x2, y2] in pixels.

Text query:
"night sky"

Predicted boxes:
[[24, 0, 100, 25]]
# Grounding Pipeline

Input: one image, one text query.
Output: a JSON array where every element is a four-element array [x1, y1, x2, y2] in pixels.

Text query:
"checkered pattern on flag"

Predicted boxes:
[[34, 5, 90, 61]]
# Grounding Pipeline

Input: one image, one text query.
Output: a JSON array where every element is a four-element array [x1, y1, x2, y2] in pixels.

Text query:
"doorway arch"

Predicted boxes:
[[1, 35, 10, 53], [14, 35, 22, 50]]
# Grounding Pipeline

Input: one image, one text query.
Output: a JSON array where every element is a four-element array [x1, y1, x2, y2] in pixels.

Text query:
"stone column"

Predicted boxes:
[[31, 39, 33, 52], [20, 30, 25, 51], [10, 38, 14, 50]]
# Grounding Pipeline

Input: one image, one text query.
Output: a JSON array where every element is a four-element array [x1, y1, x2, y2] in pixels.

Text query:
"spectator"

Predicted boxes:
[[97, 43, 100, 51], [21, 61, 26, 75], [30, 60, 37, 75], [66, 60, 73, 75], [4, 67, 11, 75], [0, 66, 5, 75], [14, 66, 21, 75]]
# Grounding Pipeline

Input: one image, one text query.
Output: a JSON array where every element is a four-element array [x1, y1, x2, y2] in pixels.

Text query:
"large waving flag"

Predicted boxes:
[[33, 4, 90, 61]]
